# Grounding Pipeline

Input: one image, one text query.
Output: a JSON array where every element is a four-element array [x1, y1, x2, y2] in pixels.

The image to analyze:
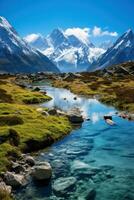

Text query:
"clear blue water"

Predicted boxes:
[[15, 86, 134, 200]]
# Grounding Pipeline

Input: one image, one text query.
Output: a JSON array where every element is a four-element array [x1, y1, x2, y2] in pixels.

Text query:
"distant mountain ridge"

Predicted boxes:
[[25, 28, 105, 72], [87, 29, 134, 71], [0, 17, 59, 74]]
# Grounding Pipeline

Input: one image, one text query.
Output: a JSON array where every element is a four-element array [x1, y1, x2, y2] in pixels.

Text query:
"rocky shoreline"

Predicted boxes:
[[0, 105, 85, 198], [0, 154, 53, 197]]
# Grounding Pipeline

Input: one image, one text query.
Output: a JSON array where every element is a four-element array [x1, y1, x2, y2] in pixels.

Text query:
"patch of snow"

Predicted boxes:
[[42, 47, 54, 57], [114, 40, 124, 49], [88, 47, 105, 63], [55, 47, 78, 65], [126, 40, 131, 47]]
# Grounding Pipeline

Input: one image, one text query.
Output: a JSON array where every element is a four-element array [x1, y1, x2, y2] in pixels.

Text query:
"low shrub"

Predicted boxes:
[[8, 129, 20, 146], [23, 97, 43, 104], [0, 115, 24, 126], [0, 89, 13, 103]]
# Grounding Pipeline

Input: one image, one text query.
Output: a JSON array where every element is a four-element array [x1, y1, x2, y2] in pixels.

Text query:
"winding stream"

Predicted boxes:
[[16, 85, 134, 200]]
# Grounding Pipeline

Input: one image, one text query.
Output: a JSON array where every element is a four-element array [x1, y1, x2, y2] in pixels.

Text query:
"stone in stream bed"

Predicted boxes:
[[31, 162, 52, 182], [71, 160, 101, 178], [95, 169, 134, 200], [78, 188, 96, 200], [68, 114, 84, 123], [53, 177, 76, 196], [66, 108, 84, 124], [51, 159, 69, 178]]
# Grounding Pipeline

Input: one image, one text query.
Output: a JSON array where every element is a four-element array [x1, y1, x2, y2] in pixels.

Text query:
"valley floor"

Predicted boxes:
[[0, 69, 134, 199], [53, 72, 134, 113]]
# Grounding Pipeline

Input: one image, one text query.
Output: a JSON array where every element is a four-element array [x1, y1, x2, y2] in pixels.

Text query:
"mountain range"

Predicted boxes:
[[25, 29, 105, 72], [0, 16, 134, 74], [0, 17, 59, 74]]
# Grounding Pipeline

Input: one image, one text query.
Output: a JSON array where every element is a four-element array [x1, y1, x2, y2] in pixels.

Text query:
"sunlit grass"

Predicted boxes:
[[0, 78, 72, 173], [53, 75, 134, 112]]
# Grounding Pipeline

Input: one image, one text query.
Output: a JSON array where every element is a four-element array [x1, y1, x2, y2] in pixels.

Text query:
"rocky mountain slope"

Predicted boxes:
[[0, 17, 59, 73], [102, 61, 134, 76], [88, 29, 134, 71]]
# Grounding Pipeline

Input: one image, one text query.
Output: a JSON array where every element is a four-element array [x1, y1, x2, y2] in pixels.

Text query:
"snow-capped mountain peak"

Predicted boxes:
[[24, 34, 49, 51], [49, 28, 69, 48], [0, 16, 59, 73], [25, 28, 105, 72], [0, 16, 12, 29], [113, 29, 134, 50], [124, 28, 133, 37], [87, 29, 134, 71]]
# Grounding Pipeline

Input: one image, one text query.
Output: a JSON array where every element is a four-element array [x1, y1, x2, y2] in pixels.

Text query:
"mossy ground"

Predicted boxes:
[[0, 77, 72, 173], [53, 74, 134, 112]]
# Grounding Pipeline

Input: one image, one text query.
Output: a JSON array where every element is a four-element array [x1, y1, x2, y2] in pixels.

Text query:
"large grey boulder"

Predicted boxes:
[[68, 114, 84, 123], [53, 177, 76, 196], [67, 108, 84, 124], [67, 108, 84, 123], [4, 172, 26, 188], [31, 162, 52, 181]]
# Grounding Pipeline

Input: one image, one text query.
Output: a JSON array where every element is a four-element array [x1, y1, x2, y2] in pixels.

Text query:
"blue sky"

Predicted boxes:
[[1, 0, 134, 45]]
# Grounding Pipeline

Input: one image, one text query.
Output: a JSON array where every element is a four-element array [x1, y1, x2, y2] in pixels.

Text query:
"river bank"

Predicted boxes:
[[0, 75, 72, 199]]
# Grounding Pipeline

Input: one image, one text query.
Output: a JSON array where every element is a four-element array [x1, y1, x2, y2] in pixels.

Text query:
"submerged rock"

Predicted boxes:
[[86, 188, 96, 200], [31, 162, 52, 181], [71, 160, 89, 171], [71, 161, 101, 179], [78, 188, 96, 200], [53, 177, 76, 196]]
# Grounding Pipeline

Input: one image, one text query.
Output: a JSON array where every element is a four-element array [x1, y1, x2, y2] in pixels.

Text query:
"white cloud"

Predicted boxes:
[[24, 33, 41, 43], [64, 27, 90, 44], [92, 26, 118, 37]]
